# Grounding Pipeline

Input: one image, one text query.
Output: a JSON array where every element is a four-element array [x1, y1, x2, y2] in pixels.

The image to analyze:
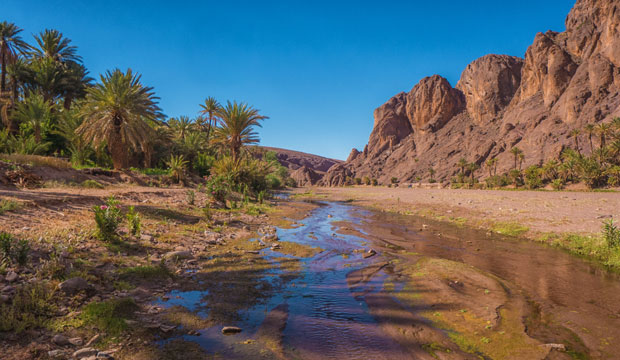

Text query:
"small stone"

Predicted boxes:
[[73, 347, 98, 359], [52, 334, 70, 346], [271, 244, 281, 250], [261, 234, 278, 242], [69, 337, 83, 346], [246, 250, 260, 255], [541, 343, 566, 351], [85, 334, 100, 347], [222, 326, 242, 335], [48, 349, 66, 358], [5, 271, 18, 282], [164, 250, 193, 260], [363, 249, 377, 259], [140, 234, 154, 242], [160, 324, 176, 332], [96, 353, 114, 359], [59, 277, 89, 295]]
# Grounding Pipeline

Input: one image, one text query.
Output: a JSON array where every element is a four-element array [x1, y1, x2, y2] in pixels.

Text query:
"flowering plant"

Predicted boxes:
[[206, 175, 230, 203], [93, 197, 123, 242]]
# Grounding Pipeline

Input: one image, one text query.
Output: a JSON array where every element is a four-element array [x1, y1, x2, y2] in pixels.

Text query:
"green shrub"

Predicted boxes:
[[126, 206, 141, 237], [81, 298, 138, 337], [186, 189, 195, 205], [193, 153, 215, 177], [0, 199, 20, 215], [0, 282, 57, 332], [390, 177, 398, 184], [354, 178, 362, 185], [551, 178, 564, 191], [371, 178, 378, 186], [362, 176, 370, 185], [207, 175, 230, 203], [285, 177, 297, 188], [603, 220, 620, 248], [93, 197, 123, 242], [0, 232, 28, 266]]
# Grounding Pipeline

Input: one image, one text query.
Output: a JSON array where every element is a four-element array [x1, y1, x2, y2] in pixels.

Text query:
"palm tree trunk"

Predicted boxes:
[[206, 113, 213, 143], [0, 43, 6, 93], [109, 130, 127, 169], [574, 138, 580, 155], [34, 126, 41, 143], [589, 135, 593, 154]]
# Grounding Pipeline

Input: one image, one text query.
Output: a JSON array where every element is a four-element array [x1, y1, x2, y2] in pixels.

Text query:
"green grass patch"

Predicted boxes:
[[130, 167, 169, 176], [81, 298, 138, 336], [0, 199, 20, 215], [118, 264, 172, 281], [81, 179, 105, 189], [0, 281, 57, 332], [490, 222, 529, 237], [538, 232, 620, 269]]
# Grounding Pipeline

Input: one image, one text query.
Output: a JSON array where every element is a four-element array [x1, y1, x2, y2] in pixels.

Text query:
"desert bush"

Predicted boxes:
[[354, 178, 362, 185], [371, 178, 378, 186], [126, 206, 141, 237], [603, 220, 620, 248], [508, 169, 523, 186], [362, 176, 370, 185], [390, 177, 398, 184], [285, 177, 297, 188], [93, 197, 123, 242], [206, 175, 231, 203], [266, 173, 282, 189], [186, 189, 195, 205], [166, 154, 188, 183], [551, 178, 565, 191], [81, 179, 104, 189], [0, 199, 20, 215], [193, 152, 215, 177], [0, 281, 57, 332]]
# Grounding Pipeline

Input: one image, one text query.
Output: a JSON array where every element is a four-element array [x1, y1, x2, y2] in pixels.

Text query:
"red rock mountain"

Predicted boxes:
[[260, 147, 342, 186], [324, 0, 620, 185]]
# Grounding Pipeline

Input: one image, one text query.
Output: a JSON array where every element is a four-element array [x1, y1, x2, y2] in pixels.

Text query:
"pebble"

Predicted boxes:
[[85, 334, 100, 347], [363, 249, 377, 259], [69, 337, 84, 346], [221, 326, 242, 335], [5, 271, 18, 282], [73, 347, 98, 359], [52, 334, 70, 346], [48, 350, 65, 358], [59, 277, 89, 295]]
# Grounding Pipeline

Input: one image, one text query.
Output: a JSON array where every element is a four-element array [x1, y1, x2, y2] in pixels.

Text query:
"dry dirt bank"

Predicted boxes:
[[304, 186, 620, 236]]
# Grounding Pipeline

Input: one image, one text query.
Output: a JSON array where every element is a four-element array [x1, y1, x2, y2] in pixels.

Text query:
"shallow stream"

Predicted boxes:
[[156, 201, 620, 359]]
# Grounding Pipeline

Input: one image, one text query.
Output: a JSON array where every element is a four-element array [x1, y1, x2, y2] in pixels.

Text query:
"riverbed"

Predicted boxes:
[[157, 200, 620, 359]]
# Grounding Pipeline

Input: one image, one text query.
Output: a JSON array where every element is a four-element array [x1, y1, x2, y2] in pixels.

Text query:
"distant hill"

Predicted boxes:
[[259, 146, 342, 186]]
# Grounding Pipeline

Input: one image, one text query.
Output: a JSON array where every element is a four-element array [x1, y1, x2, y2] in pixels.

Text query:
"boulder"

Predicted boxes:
[[405, 75, 464, 131], [59, 277, 89, 295]]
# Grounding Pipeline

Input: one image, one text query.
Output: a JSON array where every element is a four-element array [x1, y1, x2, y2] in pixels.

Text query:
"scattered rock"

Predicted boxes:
[[73, 347, 98, 359], [541, 343, 566, 351], [69, 337, 84, 346], [222, 326, 242, 335], [85, 334, 100, 347], [52, 334, 70, 346], [246, 250, 260, 255], [5, 271, 18, 283], [271, 244, 281, 250], [363, 249, 377, 259], [597, 214, 612, 219], [160, 324, 176, 333], [48, 349, 66, 358], [140, 234, 154, 242], [164, 250, 193, 260], [261, 234, 278, 242], [59, 277, 89, 295]]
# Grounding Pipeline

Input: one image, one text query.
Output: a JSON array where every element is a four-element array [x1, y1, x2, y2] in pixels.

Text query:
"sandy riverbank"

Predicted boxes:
[[299, 186, 620, 237]]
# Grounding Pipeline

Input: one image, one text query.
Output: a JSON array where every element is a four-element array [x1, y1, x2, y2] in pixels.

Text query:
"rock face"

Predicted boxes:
[[406, 75, 465, 131], [290, 166, 322, 186], [338, 0, 620, 185], [261, 147, 341, 172], [456, 55, 523, 125]]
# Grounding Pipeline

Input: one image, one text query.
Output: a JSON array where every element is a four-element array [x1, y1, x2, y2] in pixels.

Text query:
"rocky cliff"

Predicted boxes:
[[328, 0, 620, 186]]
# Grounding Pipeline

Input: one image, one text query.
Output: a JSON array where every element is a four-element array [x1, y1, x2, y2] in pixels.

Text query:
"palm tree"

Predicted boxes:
[[31, 29, 81, 64], [467, 162, 479, 183], [13, 92, 52, 142], [569, 128, 581, 154], [168, 115, 193, 140], [596, 123, 613, 150], [457, 157, 467, 176], [0, 22, 29, 93], [428, 167, 435, 182], [542, 160, 559, 181], [166, 154, 188, 183], [199, 96, 220, 143], [77, 69, 162, 169], [485, 158, 497, 177], [53, 107, 92, 165], [60, 61, 92, 109], [518, 153, 525, 171], [510, 147, 523, 169], [584, 124, 596, 154], [213, 101, 268, 161]]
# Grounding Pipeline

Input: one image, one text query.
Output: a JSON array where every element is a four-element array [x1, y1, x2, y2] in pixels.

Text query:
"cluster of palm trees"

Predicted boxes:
[[455, 118, 620, 189], [0, 21, 272, 180]]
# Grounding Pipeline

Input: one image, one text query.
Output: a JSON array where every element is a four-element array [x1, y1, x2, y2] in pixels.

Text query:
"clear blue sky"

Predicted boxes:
[[5, 0, 575, 160]]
